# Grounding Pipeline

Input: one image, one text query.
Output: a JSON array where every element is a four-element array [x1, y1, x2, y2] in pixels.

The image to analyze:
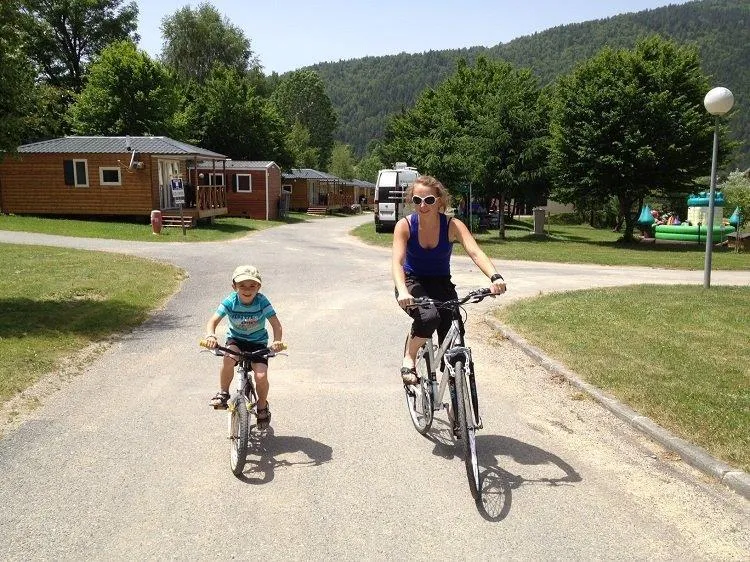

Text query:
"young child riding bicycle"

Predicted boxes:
[[392, 175, 506, 385], [203, 265, 284, 428]]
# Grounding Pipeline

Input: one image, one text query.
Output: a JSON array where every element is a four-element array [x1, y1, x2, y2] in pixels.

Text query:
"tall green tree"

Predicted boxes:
[[20, 0, 138, 93], [284, 122, 319, 169], [328, 142, 356, 179], [1, 0, 35, 156], [22, 84, 75, 143], [379, 57, 548, 237], [354, 152, 384, 183], [160, 3, 258, 84], [186, 65, 291, 166], [549, 36, 726, 241], [67, 40, 180, 136], [271, 70, 337, 170]]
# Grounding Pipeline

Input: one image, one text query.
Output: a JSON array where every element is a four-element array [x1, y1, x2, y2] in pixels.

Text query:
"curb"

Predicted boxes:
[[484, 314, 750, 501]]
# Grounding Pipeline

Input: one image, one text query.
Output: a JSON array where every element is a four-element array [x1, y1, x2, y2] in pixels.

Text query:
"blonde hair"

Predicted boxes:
[[406, 175, 451, 213]]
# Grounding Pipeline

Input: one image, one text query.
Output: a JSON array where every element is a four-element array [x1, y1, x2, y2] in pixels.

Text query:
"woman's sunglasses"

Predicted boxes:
[[412, 195, 437, 205]]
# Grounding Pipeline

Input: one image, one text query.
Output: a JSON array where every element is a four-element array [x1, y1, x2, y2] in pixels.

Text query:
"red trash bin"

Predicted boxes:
[[150, 210, 163, 234]]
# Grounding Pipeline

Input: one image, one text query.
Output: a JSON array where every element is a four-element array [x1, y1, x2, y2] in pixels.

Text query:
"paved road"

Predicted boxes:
[[1, 217, 748, 560]]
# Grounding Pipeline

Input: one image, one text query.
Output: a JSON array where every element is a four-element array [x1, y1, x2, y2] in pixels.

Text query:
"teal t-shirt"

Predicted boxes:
[[216, 292, 276, 344]]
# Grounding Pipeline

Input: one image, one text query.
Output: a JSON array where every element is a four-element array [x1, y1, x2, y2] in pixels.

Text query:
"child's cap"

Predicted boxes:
[[232, 265, 262, 284]]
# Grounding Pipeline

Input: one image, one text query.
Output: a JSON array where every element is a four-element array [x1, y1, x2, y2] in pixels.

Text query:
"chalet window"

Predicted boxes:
[[235, 174, 252, 192], [99, 167, 121, 186], [208, 173, 224, 186], [282, 184, 292, 194], [63, 159, 89, 187]]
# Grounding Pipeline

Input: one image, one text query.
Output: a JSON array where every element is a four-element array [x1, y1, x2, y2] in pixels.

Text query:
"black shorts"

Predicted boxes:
[[225, 338, 269, 365], [396, 274, 458, 342]]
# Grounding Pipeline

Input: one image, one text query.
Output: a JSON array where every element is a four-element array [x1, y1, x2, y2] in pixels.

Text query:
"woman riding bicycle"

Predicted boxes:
[[392, 175, 506, 385]]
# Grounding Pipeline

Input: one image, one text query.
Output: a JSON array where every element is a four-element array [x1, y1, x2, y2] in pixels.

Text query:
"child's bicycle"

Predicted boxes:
[[199, 339, 287, 477], [403, 288, 494, 501]]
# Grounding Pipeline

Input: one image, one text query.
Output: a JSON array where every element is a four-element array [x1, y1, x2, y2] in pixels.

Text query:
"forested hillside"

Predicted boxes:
[[309, 0, 749, 169]]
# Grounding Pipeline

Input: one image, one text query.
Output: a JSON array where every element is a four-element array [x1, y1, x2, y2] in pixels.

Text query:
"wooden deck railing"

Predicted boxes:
[[196, 185, 226, 210], [324, 193, 357, 208]]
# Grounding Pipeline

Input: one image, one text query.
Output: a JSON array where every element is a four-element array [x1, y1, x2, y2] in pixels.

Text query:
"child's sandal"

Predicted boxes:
[[256, 404, 271, 428], [209, 391, 230, 409]]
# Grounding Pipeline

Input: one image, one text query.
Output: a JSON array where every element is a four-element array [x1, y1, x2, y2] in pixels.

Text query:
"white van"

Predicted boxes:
[[373, 162, 419, 233]]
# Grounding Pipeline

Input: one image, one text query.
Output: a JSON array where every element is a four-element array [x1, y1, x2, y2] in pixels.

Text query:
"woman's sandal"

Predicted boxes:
[[400, 367, 418, 385], [256, 404, 271, 428], [209, 391, 230, 409]]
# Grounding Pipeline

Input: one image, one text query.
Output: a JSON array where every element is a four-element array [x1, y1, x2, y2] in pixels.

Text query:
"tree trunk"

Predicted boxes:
[[620, 196, 635, 242], [497, 192, 506, 239]]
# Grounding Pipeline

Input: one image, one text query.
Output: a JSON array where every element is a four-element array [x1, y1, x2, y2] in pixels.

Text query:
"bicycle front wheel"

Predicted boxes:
[[228, 394, 250, 477], [404, 344, 433, 434], [454, 360, 480, 500]]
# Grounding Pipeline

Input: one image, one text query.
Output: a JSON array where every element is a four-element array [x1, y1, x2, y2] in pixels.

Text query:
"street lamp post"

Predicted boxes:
[[702, 87, 734, 289]]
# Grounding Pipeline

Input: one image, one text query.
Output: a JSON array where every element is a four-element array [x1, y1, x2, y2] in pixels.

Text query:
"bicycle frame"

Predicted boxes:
[[418, 300, 481, 428], [229, 359, 258, 412], [404, 289, 492, 500]]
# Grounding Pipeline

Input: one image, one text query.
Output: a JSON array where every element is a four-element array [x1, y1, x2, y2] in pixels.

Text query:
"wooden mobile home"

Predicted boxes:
[[189, 160, 282, 220], [282, 168, 373, 213], [0, 136, 228, 224]]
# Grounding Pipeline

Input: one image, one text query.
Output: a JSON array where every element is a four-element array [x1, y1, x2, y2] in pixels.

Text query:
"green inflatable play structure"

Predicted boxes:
[[651, 191, 735, 243]]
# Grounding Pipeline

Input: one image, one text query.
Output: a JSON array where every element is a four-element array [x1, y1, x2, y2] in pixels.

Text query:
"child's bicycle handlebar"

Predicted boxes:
[[199, 339, 287, 360], [408, 288, 495, 309]]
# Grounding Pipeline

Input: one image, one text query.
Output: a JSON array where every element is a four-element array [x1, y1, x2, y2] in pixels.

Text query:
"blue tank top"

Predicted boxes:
[[403, 213, 453, 277]]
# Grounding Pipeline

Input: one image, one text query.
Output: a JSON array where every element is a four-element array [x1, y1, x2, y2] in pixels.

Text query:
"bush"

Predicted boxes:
[[721, 170, 750, 230]]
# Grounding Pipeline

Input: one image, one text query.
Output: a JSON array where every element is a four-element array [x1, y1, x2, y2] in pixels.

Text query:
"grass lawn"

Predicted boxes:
[[352, 218, 749, 270], [495, 285, 750, 472], [0, 244, 183, 407], [0, 213, 307, 242]]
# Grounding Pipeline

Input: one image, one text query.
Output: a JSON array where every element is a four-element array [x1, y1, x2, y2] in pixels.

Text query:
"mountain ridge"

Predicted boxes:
[[306, 0, 749, 169]]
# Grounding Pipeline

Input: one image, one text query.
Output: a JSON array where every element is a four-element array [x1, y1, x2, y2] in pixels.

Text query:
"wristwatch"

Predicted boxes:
[[490, 273, 504, 282]]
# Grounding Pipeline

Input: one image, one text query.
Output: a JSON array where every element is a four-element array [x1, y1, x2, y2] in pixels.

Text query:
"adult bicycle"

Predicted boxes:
[[199, 339, 287, 477], [404, 288, 493, 500]]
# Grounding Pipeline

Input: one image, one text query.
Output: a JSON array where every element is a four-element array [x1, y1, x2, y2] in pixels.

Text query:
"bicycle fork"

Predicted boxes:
[[228, 366, 256, 414], [443, 347, 483, 430]]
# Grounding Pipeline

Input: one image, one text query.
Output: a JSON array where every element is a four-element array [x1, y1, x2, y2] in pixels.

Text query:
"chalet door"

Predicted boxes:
[[308, 181, 316, 207], [158, 159, 181, 209]]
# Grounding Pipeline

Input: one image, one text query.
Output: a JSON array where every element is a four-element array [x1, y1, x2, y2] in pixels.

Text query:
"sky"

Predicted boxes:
[[134, 0, 693, 75]]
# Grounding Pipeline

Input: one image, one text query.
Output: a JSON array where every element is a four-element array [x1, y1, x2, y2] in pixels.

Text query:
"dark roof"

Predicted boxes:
[[280, 168, 374, 187], [193, 160, 276, 170], [351, 179, 376, 189], [17, 136, 226, 159], [282, 168, 340, 181]]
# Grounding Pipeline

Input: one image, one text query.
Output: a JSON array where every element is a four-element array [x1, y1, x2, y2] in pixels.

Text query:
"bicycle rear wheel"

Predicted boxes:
[[228, 394, 250, 477], [404, 344, 433, 434], [454, 360, 480, 500]]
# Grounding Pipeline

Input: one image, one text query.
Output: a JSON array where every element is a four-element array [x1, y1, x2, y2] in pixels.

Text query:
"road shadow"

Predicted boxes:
[[415, 422, 581, 521], [237, 428, 333, 485], [474, 434, 582, 522]]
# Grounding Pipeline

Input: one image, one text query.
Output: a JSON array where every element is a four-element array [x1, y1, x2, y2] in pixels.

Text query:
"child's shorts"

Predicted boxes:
[[225, 338, 269, 365]]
